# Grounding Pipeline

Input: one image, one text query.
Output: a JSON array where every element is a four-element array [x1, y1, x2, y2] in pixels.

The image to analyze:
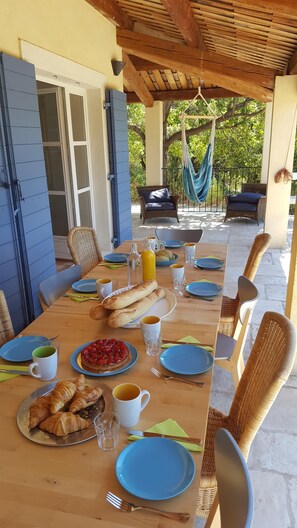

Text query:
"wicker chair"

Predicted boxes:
[[219, 233, 271, 337], [197, 311, 296, 518], [0, 290, 15, 346], [67, 227, 102, 276]]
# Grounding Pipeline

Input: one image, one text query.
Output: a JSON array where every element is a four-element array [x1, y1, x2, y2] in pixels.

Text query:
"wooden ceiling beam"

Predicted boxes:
[[160, 0, 205, 49], [288, 50, 297, 75], [122, 52, 154, 107], [129, 56, 167, 71], [117, 29, 276, 102], [126, 87, 241, 103], [233, 0, 297, 18], [86, 0, 134, 29]]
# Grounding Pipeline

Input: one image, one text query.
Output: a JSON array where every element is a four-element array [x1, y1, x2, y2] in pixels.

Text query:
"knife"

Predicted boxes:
[[162, 339, 213, 347], [0, 368, 31, 376], [126, 429, 202, 445]]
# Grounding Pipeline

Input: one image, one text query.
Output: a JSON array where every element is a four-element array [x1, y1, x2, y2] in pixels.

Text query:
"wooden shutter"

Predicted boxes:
[[106, 90, 132, 247], [0, 53, 56, 331]]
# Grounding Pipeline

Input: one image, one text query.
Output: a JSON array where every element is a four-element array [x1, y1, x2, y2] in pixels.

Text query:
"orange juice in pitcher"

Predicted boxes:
[[142, 240, 156, 281]]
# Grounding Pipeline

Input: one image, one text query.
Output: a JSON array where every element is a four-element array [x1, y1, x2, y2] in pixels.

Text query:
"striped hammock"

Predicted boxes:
[[181, 115, 216, 204]]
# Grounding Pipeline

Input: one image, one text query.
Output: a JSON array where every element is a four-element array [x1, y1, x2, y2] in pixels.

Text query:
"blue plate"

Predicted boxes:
[[163, 240, 184, 248], [0, 335, 51, 362], [194, 257, 224, 270], [156, 253, 179, 267], [185, 281, 222, 297], [70, 340, 138, 377], [103, 253, 128, 263], [116, 438, 195, 500], [160, 344, 214, 375], [71, 279, 97, 293]]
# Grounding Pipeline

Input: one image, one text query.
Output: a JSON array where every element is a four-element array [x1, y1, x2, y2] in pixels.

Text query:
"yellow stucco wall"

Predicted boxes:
[[0, 0, 122, 89]]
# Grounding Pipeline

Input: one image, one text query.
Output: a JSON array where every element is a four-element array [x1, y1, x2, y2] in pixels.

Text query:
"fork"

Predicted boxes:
[[180, 289, 214, 302], [151, 367, 204, 387], [106, 492, 190, 522]]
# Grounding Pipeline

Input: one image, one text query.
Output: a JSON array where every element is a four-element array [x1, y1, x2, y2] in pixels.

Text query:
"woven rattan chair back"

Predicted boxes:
[[155, 228, 203, 243], [67, 227, 102, 276], [0, 290, 15, 346], [242, 232, 271, 282], [229, 311, 296, 459]]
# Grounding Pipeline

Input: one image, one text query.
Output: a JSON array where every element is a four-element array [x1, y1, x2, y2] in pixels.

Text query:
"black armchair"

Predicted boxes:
[[224, 183, 267, 225], [137, 185, 179, 224]]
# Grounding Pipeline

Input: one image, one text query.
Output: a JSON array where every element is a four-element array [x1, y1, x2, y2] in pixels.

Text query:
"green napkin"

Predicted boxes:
[[0, 364, 29, 382], [99, 262, 127, 269], [161, 335, 213, 352], [65, 293, 99, 303], [128, 418, 203, 452]]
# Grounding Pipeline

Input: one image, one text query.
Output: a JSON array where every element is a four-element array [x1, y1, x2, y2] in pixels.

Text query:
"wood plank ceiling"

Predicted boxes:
[[87, 0, 297, 105]]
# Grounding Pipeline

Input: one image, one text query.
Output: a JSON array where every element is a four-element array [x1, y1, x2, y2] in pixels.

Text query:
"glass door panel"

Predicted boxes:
[[78, 191, 92, 227]]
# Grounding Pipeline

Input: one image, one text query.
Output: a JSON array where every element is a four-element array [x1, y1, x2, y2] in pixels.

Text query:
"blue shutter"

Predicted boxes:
[[106, 90, 132, 247], [0, 53, 56, 332]]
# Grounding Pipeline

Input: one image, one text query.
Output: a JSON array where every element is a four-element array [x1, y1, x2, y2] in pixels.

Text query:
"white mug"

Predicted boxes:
[[140, 315, 161, 341], [112, 383, 150, 428], [29, 346, 58, 381], [146, 236, 157, 251], [96, 278, 113, 299]]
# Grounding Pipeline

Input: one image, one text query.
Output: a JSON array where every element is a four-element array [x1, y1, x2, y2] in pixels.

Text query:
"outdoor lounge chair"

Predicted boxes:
[[197, 311, 296, 518], [137, 185, 179, 224], [224, 183, 267, 225]]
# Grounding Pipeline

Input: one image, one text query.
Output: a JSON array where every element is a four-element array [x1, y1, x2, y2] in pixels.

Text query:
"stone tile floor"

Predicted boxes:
[[132, 205, 297, 528]]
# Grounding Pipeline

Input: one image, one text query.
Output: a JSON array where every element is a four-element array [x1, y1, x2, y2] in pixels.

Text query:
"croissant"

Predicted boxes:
[[50, 380, 77, 414], [28, 394, 52, 429], [69, 386, 103, 413], [39, 412, 91, 436], [75, 374, 86, 392]]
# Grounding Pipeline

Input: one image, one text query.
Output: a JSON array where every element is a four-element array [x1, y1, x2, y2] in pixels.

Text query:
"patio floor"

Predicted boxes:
[[132, 205, 297, 528]]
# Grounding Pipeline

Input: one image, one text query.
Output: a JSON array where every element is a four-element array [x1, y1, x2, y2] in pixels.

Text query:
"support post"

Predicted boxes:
[[145, 102, 163, 185]]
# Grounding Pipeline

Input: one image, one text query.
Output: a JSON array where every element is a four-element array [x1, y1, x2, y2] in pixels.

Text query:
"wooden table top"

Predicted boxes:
[[0, 242, 227, 528]]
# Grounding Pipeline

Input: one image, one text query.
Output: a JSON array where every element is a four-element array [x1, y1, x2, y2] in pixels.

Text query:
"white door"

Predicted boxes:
[[38, 84, 94, 258]]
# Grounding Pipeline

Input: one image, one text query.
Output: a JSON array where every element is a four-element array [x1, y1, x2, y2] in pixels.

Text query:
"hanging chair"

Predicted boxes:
[[181, 88, 217, 204]]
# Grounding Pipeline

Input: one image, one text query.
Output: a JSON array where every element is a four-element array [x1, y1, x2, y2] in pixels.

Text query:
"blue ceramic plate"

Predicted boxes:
[[70, 340, 138, 377], [156, 253, 179, 267], [194, 257, 224, 270], [116, 438, 195, 500], [163, 240, 184, 248], [185, 281, 222, 297], [0, 335, 51, 362], [160, 344, 214, 375], [72, 279, 97, 293], [103, 253, 128, 263]]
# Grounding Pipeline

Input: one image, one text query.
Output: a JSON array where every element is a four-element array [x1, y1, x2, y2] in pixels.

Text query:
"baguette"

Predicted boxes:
[[108, 288, 166, 328], [102, 280, 158, 310]]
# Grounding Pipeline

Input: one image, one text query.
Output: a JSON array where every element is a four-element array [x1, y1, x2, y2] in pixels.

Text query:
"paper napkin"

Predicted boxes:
[[98, 262, 127, 269], [0, 364, 29, 383], [65, 293, 99, 303], [128, 418, 203, 452], [161, 335, 213, 352]]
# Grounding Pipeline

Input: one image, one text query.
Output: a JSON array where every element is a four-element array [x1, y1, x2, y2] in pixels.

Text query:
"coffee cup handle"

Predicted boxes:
[[29, 362, 41, 378], [140, 390, 150, 412]]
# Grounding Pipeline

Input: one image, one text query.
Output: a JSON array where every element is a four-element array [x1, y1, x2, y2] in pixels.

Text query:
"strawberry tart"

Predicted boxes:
[[80, 339, 131, 373]]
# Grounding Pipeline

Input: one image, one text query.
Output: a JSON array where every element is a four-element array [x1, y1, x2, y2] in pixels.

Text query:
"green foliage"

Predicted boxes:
[[128, 98, 266, 202]]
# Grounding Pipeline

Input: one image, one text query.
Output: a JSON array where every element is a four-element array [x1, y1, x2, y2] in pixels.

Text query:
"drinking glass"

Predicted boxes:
[[94, 411, 120, 451]]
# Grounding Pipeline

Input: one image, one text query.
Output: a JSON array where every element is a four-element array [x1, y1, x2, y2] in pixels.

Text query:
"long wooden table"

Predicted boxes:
[[0, 242, 227, 528]]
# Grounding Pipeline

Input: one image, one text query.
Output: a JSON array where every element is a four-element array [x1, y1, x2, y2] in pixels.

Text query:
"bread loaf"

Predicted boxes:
[[102, 280, 158, 310], [108, 288, 166, 328]]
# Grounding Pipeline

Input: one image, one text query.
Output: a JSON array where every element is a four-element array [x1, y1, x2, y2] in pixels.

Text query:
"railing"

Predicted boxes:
[[166, 165, 262, 212]]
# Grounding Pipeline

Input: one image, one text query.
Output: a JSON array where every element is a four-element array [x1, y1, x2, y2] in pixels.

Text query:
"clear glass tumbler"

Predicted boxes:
[[94, 411, 120, 451]]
